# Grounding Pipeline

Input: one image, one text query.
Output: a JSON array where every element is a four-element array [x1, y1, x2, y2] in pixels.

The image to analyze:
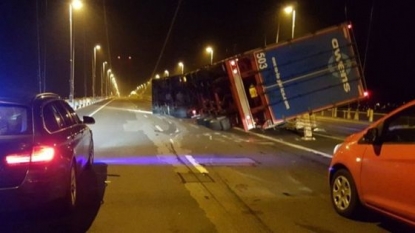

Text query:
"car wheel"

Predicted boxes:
[[62, 162, 78, 211], [86, 140, 94, 169], [330, 169, 361, 218]]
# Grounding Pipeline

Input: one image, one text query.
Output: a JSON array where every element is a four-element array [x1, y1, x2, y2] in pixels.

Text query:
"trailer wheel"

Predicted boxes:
[[219, 117, 231, 130], [196, 116, 206, 125], [203, 117, 213, 127], [209, 119, 222, 130]]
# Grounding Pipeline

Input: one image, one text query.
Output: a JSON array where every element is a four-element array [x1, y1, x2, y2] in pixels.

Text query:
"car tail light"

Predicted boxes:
[[5, 146, 55, 165]]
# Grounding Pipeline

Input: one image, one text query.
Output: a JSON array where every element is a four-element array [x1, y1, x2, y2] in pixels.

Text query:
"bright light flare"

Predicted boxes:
[[72, 0, 83, 9], [284, 6, 294, 14]]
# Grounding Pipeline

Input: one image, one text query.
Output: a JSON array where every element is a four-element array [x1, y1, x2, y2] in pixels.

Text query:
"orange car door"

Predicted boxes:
[[360, 105, 415, 222]]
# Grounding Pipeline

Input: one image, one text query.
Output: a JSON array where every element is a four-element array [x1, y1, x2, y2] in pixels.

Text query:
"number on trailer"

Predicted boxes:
[[256, 52, 268, 70]]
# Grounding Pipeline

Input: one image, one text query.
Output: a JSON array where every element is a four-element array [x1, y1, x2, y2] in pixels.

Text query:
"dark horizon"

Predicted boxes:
[[1, 0, 414, 106]]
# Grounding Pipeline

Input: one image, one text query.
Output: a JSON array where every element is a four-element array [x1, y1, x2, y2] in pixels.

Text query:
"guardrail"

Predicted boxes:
[[65, 97, 109, 110], [318, 108, 387, 123]]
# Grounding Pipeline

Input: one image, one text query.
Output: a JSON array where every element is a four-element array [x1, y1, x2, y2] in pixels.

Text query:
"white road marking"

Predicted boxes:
[[235, 128, 333, 158], [128, 109, 153, 114], [185, 155, 209, 174], [312, 132, 345, 141], [155, 125, 163, 132], [88, 99, 115, 116]]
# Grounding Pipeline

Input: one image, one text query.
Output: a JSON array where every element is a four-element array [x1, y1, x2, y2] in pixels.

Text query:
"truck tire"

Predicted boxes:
[[219, 117, 231, 130], [203, 117, 213, 127], [209, 119, 222, 130], [196, 116, 206, 125]]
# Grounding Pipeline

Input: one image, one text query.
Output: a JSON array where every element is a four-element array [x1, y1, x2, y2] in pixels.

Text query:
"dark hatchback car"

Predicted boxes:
[[0, 93, 95, 211]]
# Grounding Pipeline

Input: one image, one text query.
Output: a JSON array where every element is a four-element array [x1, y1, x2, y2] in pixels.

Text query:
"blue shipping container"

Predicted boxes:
[[253, 23, 365, 121]]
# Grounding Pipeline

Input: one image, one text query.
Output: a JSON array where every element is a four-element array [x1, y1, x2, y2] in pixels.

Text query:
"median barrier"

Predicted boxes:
[[66, 97, 109, 110], [319, 108, 385, 123]]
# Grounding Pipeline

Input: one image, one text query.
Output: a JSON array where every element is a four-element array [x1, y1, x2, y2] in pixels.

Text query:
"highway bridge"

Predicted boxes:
[[1, 92, 412, 233]]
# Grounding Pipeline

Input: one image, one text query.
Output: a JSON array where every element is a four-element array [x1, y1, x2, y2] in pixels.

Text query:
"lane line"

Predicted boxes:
[[234, 128, 333, 158], [185, 155, 209, 174], [129, 109, 153, 114], [312, 132, 345, 141], [88, 99, 115, 117], [155, 125, 163, 132]]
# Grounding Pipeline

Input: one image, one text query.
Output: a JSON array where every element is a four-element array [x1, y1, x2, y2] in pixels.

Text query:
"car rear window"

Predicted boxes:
[[0, 104, 31, 135]]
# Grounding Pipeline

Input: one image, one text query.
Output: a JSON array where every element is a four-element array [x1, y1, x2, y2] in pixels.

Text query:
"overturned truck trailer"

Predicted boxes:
[[223, 22, 367, 131], [152, 22, 367, 131], [152, 75, 199, 118], [151, 65, 236, 130]]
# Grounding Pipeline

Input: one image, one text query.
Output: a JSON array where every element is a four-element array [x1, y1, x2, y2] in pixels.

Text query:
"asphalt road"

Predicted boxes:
[[0, 97, 413, 233]]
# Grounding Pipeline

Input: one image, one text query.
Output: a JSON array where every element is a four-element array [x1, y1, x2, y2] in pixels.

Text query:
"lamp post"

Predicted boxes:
[[102, 61, 107, 97], [276, 13, 281, 43], [178, 62, 184, 75], [106, 69, 111, 97], [69, 0, 82, 103], [164, 70, 169, 77], [155, 74, 160, 79], [110, 74, 120, 97], [206, 47, 213, 65], [92, 45, 101, 98], [284, 6, 296, 39], [110, 73, 115, 96], [276, 4, 296, 43]]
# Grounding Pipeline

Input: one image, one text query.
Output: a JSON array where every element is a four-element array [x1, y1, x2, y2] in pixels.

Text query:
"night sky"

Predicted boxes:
[[1, 0, 414, 105]]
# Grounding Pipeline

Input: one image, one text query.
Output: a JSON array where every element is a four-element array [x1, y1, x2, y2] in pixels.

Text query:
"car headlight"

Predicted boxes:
[[333, 143, 343, 155]]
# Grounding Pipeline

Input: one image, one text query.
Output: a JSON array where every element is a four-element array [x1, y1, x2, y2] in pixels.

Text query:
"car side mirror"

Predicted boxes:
[[83, 116, 95, 124], [362, 127, 378, 143]]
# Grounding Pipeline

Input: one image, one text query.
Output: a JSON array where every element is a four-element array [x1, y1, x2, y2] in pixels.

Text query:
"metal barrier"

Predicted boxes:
[[318, 108, 386, 123], [65, 97, 108, 110]]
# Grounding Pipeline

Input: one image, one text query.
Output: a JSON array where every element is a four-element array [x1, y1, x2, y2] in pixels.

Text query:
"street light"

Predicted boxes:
[[284, 5, 296, 39], [106, 69, 111, 97], [69, 0, 82, 103], [206, 47, 213, 65], [92, 45, 101, 98], [276, 4, 296, 43], [110, 73, 114, 96], [178, 62, 184, 74], [155, 74, 160, 79], [164, 70, 169, 77], [110, 74, 120, 97], [102, 61, 107, 97]]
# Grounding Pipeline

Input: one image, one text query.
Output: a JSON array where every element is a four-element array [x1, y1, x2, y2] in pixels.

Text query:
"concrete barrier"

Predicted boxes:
[[66, 97, 109, 110]]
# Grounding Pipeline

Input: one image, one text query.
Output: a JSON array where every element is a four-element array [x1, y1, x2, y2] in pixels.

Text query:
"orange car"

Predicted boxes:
[[329, 100, 415, 227]]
